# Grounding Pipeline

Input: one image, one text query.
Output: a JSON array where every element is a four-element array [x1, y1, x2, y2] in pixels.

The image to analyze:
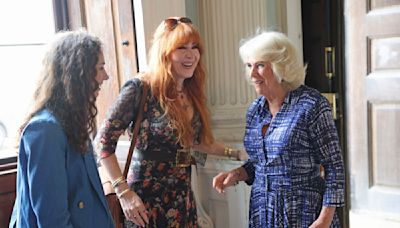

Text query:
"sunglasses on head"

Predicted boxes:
[[164, 17, 192, 30]]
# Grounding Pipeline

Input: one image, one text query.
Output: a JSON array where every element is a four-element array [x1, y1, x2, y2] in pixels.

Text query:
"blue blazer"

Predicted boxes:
[[9, 110, 114, 228]]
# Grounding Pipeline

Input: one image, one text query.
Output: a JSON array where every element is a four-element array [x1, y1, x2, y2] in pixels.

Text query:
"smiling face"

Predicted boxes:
[[245, 59, 280, 97], [94, 51, 109, 97], [170, 41, 200, 84]]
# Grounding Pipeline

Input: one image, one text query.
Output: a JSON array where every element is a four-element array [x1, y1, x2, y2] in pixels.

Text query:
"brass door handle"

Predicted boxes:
[[324, 47, 335, 79]]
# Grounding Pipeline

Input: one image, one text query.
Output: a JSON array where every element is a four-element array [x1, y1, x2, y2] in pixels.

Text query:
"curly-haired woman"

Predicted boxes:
[[9, 30, 113, 228]]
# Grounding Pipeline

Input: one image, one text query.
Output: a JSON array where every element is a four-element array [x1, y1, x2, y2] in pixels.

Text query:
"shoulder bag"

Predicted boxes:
[[99, 80, 149, 228]]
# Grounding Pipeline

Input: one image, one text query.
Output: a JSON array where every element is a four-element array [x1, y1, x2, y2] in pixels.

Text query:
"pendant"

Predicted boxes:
[[182, 103, 189, 110]]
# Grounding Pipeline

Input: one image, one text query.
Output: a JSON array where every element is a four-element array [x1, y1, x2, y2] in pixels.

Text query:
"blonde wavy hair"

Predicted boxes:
[[239, 31, 306, 91]]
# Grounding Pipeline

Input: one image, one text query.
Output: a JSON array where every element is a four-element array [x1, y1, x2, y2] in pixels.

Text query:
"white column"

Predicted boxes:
[[286, 0, 303, 63], [196, 0, 269, 143]]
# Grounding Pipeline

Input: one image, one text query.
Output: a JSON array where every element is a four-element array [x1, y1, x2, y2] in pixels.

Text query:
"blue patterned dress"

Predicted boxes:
[[242, 85, 345, 228]]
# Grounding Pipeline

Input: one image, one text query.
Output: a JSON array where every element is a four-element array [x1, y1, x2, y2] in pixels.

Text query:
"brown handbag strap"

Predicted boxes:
[[122, 80, 149, 178]]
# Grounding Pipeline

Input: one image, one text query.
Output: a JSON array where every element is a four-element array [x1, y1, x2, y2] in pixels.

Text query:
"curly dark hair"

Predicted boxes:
[[19, 30, 102, 153]]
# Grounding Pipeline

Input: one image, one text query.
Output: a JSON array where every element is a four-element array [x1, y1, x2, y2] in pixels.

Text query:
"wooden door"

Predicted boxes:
[[346, 0, 400, 219], [69, 0, 138, 126], [82, 0, 120, 126]]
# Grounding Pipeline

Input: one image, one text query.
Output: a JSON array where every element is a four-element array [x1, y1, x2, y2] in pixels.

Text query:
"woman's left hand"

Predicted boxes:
[[212, 170, 239, 194], [308, 219, 330, 228], [309, 206, 335, 228]]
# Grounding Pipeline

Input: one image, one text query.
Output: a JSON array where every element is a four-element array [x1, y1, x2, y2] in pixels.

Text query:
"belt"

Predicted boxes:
[[264, 174, 324, 192], [132, 147, 195, 167]]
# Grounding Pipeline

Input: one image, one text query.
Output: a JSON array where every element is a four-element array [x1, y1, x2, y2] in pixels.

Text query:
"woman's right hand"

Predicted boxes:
[[119, 189, 149, 227], [212, 170, 238, 194]]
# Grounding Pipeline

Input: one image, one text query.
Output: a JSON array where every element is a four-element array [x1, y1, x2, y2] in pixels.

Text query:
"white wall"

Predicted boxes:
[[133, 0, 186, 71]]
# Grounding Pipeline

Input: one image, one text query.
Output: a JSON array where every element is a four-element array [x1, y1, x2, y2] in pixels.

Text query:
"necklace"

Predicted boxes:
[[181, 102, 190, 110], [177, 89, 185, 99], [177, 90, 184, 99], [177, 91, 190, 110]]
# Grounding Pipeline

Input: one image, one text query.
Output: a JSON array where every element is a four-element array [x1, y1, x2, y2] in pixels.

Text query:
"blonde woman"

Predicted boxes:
[[213, 31, 345, 228]]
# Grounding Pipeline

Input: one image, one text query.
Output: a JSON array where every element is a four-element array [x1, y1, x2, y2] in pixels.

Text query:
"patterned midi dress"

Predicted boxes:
[[97, 78, 201, 228], [242, 85, 345, 228]]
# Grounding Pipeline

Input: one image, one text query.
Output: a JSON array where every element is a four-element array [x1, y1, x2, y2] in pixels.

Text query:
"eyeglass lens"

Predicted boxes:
[[164, 17, 192, 30]]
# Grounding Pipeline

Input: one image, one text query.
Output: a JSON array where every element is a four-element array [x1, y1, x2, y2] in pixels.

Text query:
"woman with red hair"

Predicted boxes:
[[97, 17, 246, 227]]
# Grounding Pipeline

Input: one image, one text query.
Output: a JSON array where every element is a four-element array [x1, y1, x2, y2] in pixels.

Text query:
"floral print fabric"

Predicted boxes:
[[97, 78, 200, 227]]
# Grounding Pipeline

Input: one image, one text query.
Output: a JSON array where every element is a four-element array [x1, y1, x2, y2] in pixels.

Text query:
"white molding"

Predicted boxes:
[[285, 0, 304, 63]]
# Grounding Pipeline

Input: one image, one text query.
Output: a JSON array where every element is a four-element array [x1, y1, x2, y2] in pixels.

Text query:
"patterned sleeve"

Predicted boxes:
[[309, 96, 345, 207], [242, 98, 260, 186], [96, 78, 143, 159]]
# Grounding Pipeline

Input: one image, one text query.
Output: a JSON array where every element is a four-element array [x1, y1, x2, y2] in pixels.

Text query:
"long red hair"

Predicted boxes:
[[142, 18, 214, 147]]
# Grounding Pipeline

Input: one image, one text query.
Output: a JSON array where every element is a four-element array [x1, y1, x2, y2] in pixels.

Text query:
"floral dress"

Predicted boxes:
[[242, 85, 345, 228], [97, 78, 200, 228]]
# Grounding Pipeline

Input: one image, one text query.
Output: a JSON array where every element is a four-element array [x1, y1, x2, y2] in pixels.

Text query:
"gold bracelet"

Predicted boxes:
[[228, 148, 233, 158], [224, 146, 229, 156], [224, 146, 241, 161], [115, 179, 127, 188], [224, 146, 234, 158], [102, 180, 111, 185], [117, 188, 131, 199], [111, 176, 125, 188]]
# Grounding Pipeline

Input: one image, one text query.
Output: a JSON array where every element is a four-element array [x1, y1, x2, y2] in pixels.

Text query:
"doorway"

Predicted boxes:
[[301, 0, 349, 227]]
